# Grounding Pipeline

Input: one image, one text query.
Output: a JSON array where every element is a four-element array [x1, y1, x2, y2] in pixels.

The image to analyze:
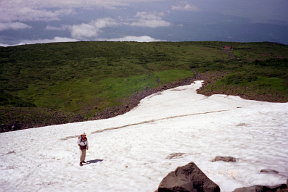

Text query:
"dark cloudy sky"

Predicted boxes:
[[0, 0, 288, 45]]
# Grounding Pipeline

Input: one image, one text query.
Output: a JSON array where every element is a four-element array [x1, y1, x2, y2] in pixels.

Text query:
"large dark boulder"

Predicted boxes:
[[156, 162, 220, 192]]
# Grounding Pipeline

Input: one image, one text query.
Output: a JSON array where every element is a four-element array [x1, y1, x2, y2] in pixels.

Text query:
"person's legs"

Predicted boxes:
[[82, 149, 86, 163], [80, 149, 86, 166]]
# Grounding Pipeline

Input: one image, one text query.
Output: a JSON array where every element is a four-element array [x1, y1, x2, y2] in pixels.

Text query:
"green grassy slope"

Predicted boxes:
[[0, 41, 288, 131]]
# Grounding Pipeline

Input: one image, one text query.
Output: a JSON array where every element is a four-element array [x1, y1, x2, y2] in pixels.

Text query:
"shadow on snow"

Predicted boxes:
[[84, 159, 103, 165]]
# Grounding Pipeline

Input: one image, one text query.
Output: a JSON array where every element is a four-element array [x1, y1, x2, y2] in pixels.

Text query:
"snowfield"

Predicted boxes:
[[1, 81, 288, 192]]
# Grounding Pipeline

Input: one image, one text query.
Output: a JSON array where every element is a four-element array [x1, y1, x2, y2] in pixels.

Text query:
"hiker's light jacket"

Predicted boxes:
[[77, 136, 88, 149]]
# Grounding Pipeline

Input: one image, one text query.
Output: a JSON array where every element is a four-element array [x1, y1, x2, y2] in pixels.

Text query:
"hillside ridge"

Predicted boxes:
[[1, 41, 287, 132]]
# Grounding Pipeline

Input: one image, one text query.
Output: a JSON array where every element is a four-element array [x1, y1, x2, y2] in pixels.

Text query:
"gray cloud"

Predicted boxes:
[[0, 0, 165, 23], [102, 35, 164, 42], [171, 3, 199, 11], [45, 25, 70, 31], [19, 0, 164, 9], [0, 22, 32, 31], [0, 1, 74, 22], [70, 18, 117, 39], [0, 0, 288, 45], [64, 12, 170, 40], [100, 35, 164, 42], [4, 37, 78, 46], [130, 12, 171, 28], [1, 35, 163, 46]]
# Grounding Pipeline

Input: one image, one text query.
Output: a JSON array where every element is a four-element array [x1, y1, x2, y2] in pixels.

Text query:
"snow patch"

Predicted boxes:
[[0, 81, 287, 192]]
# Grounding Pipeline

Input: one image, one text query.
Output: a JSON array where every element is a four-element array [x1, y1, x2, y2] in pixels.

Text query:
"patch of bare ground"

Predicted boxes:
[[166, 153, 186, 159]]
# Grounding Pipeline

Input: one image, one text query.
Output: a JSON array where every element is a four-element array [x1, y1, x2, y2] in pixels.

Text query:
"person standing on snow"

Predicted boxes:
[[77, 133, 88, 166]]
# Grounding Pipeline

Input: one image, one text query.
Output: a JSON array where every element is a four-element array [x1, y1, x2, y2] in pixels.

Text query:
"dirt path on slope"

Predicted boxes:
[[60, 109, 230, 141]]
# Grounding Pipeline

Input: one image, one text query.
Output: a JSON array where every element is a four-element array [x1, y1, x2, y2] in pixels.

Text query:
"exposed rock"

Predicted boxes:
[[166, 153, 186, 159], [156, 162, 220, 192], [211, 156, 236, 162], [232, 184, 288, 192], [260, 169, 279, 175], [6, 151, 16, 155]]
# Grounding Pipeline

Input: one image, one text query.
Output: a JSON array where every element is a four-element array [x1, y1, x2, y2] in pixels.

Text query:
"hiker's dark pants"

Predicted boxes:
[[80, 149, 86, 162]]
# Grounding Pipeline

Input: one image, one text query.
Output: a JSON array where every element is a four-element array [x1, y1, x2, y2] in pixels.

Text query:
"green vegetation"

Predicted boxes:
[[0, 41, 288, 131], [204, 58, 288, 96]]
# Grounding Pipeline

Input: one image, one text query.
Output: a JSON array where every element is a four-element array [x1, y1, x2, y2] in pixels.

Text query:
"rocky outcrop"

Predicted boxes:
[[232, 183, 288, 192], [260, 169, 279, 175], [211, 156, 236, 162], [156, 162, 220, 192], [166, 153, 186, 159], [155, 161, 288, 192]]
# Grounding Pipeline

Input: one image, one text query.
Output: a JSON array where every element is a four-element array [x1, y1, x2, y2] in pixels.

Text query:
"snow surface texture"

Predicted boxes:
[[1, 81, 287, 192]]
